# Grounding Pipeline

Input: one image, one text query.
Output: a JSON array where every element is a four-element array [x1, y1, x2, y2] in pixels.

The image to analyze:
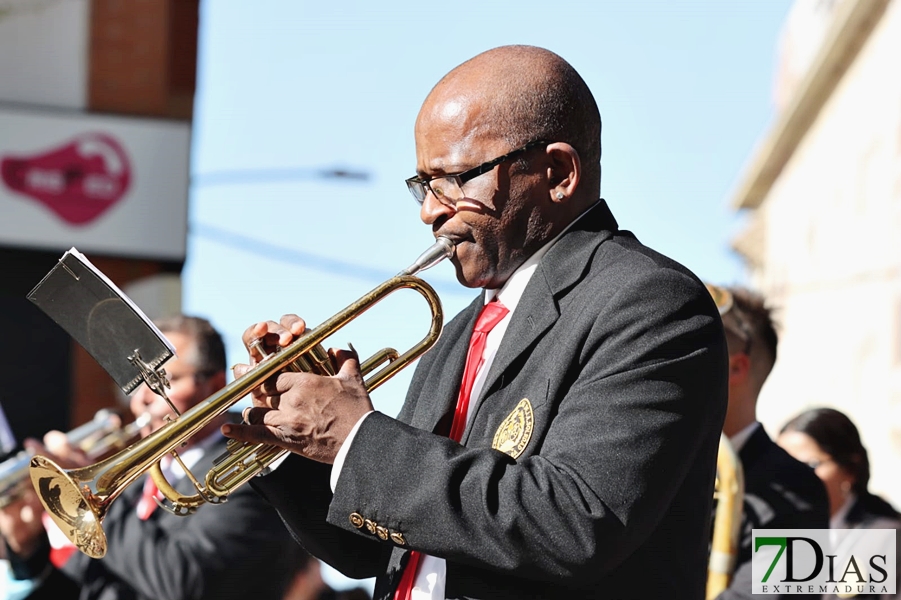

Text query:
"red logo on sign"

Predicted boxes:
[[1, 133, 132, 225]]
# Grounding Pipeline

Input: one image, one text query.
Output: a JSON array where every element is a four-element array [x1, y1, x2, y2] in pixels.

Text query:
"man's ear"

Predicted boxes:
[[728, 352, 751, 385], [545, 142, 580, 203]]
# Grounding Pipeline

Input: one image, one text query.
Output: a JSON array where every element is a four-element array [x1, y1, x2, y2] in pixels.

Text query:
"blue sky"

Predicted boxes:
[[183, 0, 791, 586]]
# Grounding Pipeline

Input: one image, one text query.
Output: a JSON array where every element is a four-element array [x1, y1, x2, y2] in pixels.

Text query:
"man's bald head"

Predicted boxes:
[[419, 45, 602, 196]]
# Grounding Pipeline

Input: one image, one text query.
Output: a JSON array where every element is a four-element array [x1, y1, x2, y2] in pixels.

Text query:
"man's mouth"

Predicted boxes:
[[435, 231, 471, 248]]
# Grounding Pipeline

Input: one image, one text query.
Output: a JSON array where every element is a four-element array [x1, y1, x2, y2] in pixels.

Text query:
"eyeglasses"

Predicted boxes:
[[405, 139, 550, 206]]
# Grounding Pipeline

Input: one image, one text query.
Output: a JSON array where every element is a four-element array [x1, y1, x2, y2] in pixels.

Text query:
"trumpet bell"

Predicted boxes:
[[30, 455, 108, 558]]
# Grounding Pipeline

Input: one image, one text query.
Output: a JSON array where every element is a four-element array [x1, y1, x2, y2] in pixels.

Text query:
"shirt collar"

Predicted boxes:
[[728, 421, 761, 453], [486, 201, 600, 310]]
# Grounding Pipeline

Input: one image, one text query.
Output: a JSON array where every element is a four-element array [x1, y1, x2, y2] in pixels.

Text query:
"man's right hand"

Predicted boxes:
[[224, 314, 374, 465], [235, 314, 308, 407], [37, 432, 91, 470]]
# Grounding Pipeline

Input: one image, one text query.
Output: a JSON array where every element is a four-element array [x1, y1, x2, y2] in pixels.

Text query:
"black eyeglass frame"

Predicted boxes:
[[405, 139, 551, 205]]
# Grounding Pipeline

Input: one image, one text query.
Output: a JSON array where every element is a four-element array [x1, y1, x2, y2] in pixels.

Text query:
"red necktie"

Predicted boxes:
[[136, 476, 160, 520], [394, 299, 509, 600], [448, 300, 509, 442]]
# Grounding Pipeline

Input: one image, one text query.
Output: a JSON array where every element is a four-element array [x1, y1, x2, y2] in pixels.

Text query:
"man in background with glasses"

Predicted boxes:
[[229, 45, 729, 599], [706, 285, 828, 599]]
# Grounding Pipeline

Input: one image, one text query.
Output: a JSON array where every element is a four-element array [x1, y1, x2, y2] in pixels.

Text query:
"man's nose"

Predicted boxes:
[[419, 191, 456, 226]]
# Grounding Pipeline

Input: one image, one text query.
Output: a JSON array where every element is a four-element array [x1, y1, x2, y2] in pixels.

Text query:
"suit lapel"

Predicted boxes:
[[462, 200, 619, 442], [475, 273, 558, 405], [409, 295, 482, 434]]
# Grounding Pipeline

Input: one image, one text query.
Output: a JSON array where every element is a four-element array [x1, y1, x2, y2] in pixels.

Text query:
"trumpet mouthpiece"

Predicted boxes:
[[397, 237, 455, 277]]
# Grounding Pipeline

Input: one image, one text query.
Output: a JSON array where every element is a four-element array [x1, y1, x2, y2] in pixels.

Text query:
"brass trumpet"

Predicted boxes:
[[30, 237, 454, 558], [0, 410, 149, 508], [706, 434, 745, 599]]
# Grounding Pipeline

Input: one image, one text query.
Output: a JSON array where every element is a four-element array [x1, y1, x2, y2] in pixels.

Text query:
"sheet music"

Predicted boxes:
[[64, 248, 176, 357], [27, 248, 177, 394]]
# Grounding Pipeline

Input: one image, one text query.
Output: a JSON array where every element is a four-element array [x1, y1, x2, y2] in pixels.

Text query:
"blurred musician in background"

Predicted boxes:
[[779, 407, 901, 600], [0, 315, 300, 600], [707, 285, 829, 599]]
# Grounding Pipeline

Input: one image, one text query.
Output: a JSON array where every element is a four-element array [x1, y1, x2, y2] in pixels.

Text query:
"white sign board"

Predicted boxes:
[[0, 107, 190, 261], [0, 0, 89, 109]]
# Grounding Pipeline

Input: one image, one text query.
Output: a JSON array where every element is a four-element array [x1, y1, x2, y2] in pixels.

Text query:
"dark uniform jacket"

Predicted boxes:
[[254, 200, 729, 599]]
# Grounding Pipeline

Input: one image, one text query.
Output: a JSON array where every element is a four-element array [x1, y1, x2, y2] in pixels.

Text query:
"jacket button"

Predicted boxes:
[[375, 526, 389, 540], [364, 519, 377, 534], [390, 532, 406, 546], [349, 513, 364, 528]]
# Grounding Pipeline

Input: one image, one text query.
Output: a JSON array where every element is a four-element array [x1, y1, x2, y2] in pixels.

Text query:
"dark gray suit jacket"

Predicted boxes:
[[254, 200, 729, 599], [11, 435, 301, 600]]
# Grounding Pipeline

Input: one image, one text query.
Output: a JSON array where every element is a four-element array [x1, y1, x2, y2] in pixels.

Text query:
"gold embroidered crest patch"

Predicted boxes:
[[492, 398, 534, 459]]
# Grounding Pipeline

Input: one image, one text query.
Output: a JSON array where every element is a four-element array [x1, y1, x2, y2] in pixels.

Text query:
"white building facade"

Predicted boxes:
[[731, 0, 901, 503]]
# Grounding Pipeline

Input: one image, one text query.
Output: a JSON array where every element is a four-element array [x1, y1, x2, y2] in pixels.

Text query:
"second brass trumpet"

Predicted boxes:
[[0, 410, 148, 508]]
